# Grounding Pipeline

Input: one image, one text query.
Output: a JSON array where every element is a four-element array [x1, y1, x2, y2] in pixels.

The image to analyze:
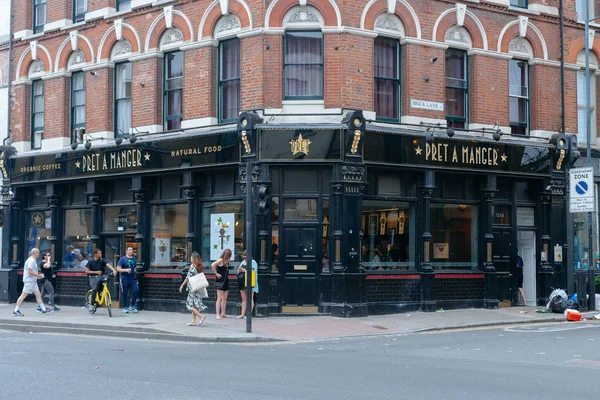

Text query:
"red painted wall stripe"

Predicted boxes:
[[435, 273, 484, 279], [56, 271, 87, 277], [144, 273, 182, 279], [366, 274, 421, 280]]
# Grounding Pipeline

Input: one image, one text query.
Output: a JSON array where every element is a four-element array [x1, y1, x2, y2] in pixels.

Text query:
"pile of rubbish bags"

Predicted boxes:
[[546, 289, 568, 313]]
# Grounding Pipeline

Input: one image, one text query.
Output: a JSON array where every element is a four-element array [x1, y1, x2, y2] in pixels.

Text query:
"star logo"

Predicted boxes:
[[290, 133, 312, 156], [501, 154, 507, 162], [415, 146, 423, 156], [31, 212, 44, 227], [75, 160, 81, 169], [144, 152, 151, 161]]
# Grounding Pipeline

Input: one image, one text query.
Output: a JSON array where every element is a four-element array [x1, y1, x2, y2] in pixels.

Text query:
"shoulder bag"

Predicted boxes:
[[189, 272, 209, 292]]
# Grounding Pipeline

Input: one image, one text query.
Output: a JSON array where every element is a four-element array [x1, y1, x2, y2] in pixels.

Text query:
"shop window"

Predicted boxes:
[[442, 175, 465, 199], [496, 179, 512, 200], [70, 183, 87, 205], [202, 201, 244, 263], [63, 209, 92, 268], [33, 0, 46, 34], [164, 51, 183, 131], [26, 210, 51, 256], [160, 175, 182, 199], [150, 204, 187, 269], [283, 169, 318, 193], [71, 71, 86, 141], [361, 201, 415, 270], [271, 196, 280, 272], [31, 80, 44, 150], [516, 207, 535, 227], [573, 184, 599, 269], [283, 31, 324, 100], [117, 0, 132, 12], [73, 0, 87, 23], [30, 186, 47, 207], [218, 38, 240, 122], [284, 199, 317, 220], [509, 59, 529, 135], [110, 178, 131, 202], [322, 197, 330, 273], [430, 204, 478, 270], [515, 181, 536, 202], [374, 37, 400, 121], [115, 62, 132, 136], [104, 206, 137, 232], [445, 48, 468, 129], [213, 171, 235, 196], [379, 174, 401, 195]]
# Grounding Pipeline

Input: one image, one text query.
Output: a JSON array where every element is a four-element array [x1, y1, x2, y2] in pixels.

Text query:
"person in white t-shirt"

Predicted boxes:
[[13, 248, 49, 317]]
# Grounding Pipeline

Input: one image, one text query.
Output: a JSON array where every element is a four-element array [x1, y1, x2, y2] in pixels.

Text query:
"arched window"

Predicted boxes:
[[508, 37, 533, 135], [215, 15, 241, 122], [373, 14, 404, 121], [160, 28, 184, 131]]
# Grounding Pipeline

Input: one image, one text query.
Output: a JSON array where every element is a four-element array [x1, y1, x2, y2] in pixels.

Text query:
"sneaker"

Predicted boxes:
[[129, 306, 138, 313], [41, 308, 51, 314], [12, 310, 24, 317], [36, 306, 42, 313], [122, 308, 129, 314], [52, 306, 61, 312]]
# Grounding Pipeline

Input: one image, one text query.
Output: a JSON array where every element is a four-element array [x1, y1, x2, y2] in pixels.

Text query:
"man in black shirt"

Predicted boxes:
[[85, 249, 117, 309]]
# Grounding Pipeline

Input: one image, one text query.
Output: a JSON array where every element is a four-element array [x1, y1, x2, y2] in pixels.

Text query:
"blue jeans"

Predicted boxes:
[[121, 279, 139, 308]]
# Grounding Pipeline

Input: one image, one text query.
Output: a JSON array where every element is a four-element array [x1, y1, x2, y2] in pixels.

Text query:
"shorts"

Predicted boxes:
[[22, 281, 40, 294], [517, 272, 524, 289]]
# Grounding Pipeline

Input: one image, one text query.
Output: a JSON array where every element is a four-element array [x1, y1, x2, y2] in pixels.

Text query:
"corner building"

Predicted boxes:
[[0, 0, 595, 316]]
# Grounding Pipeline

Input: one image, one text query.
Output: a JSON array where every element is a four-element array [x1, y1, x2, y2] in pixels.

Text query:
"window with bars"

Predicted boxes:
[[445, 49, 468, 129], [374, 37, 401, 121], [218, 38, 240, 122], [71, 71, 86, 141], [283, 31, 324, 100], [509, 59, 529, 135], [164, 51, 183, 131], [73, 0, 87, 23], [116, 0, 132, 12], [115, 62, 132, 137], [33, 0, 46, 34], [31, 80, 44, 150]]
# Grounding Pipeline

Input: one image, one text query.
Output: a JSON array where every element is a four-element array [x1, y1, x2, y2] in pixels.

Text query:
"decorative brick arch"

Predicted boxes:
[[361, 0, 421, 39], [199, 0, 253, 40], [432, 8, 487, 50], [265, 0, 341, 29], [16, 45, 52, 80], [568, 36, 600, 64], [145, 11, 193, 52], [98, 23, 141, 61], [498, 21, 547, 60], [55, 34, 94, 71]]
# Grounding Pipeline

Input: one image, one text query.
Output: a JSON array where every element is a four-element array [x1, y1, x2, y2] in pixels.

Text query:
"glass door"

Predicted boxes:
[[103, 234, 137, 308]]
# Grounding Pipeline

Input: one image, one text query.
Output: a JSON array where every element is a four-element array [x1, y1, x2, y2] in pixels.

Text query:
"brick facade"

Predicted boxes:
[[7, 0, 598, 151]]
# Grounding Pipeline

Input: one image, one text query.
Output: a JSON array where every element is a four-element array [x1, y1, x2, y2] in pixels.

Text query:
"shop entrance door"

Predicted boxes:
[[517, 230, 536, 306], [103, 235, 137, 309], [493, 229, 512, 306], [280, 225, 320, 309]]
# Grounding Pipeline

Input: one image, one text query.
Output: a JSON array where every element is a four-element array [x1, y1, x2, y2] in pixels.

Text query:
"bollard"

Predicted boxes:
[[576, 271, 588, 312], [588, 268, 596, 311]]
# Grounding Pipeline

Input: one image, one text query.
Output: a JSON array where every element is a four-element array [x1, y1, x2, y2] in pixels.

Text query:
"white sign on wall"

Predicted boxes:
[[410, 99, 444, 112], [154, 238, 171, 264], [210, 213, 234, 260], [569, 167, 595, 213]]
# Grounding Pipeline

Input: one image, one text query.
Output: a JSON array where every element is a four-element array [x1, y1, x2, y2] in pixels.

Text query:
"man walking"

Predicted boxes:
[[13, 248, 49, 316], [117, 246, 140, 313], [85, 249, 117, 310]]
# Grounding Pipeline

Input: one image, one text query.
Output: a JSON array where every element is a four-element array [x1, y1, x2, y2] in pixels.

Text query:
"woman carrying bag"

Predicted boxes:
[[179, 252, 208, 326]]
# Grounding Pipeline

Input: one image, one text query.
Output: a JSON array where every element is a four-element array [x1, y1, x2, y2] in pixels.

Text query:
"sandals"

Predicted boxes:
[[198, 317, 206, 326], [186, 322, 197, 326]]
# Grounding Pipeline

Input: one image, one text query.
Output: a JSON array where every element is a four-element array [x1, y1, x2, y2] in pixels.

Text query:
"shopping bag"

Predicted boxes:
[[189, 272, 209, 292]]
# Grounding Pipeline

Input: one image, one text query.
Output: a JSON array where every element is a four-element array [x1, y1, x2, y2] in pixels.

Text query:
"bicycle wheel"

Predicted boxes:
[[106, 291, 112, 317]]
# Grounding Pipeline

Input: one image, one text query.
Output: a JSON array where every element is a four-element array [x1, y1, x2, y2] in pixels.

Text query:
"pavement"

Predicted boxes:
[[1, 303, 599, 342]]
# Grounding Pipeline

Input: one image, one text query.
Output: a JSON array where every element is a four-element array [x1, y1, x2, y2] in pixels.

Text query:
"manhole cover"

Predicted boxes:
[[127, 322, 157, 326], [372, 325, 388, 330]]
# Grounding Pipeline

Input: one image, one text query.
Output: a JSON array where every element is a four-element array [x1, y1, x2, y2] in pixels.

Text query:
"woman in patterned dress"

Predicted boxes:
[[179, 252, 207, 326]]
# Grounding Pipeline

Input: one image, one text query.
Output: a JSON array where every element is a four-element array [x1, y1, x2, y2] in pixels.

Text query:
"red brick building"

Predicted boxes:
[[1, 0, 596, 315]]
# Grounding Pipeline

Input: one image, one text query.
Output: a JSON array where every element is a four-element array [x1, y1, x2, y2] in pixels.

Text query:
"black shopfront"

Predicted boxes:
[[0, 112, 569, 316]]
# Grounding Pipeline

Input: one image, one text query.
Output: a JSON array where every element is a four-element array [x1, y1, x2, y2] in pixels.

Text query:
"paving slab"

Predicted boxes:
[[1, 303, 598, 342]]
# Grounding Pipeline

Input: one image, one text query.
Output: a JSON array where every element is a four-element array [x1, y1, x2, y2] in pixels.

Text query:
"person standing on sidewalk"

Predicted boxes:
[[13, 248, 49, 316], [237, 250, 259, 319], [38, 252, 60, 312], [516, 250, 526, 306], [211, 249, 231, 319], [85, 249, 117, 310], [117, 246, 140, 314]]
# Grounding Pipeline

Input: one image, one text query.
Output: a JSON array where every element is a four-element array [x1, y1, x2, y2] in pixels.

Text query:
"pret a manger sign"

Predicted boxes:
[[422, 142, 506, 166], [76, 148, 150, 173]]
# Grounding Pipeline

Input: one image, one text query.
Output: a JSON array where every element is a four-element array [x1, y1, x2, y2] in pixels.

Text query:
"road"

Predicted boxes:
[[1, 322, 598, 400]]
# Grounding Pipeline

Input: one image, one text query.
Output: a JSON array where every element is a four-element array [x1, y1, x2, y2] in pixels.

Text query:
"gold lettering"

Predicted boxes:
[[452, 147, 458, 163], [481, 148, 487, 165], [137, 149, 142, 166], [426, 143, 431, 160], [462, 146, 469, 163], [493, 149, 498, 166], [469, 148, 474, 164]]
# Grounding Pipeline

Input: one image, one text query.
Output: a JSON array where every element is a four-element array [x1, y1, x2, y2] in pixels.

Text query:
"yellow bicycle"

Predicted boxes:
[[86, 274, 113, 317]]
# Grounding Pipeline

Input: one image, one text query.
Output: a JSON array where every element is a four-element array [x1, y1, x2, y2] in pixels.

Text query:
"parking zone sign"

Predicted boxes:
[[569, 167, 595, 213]]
